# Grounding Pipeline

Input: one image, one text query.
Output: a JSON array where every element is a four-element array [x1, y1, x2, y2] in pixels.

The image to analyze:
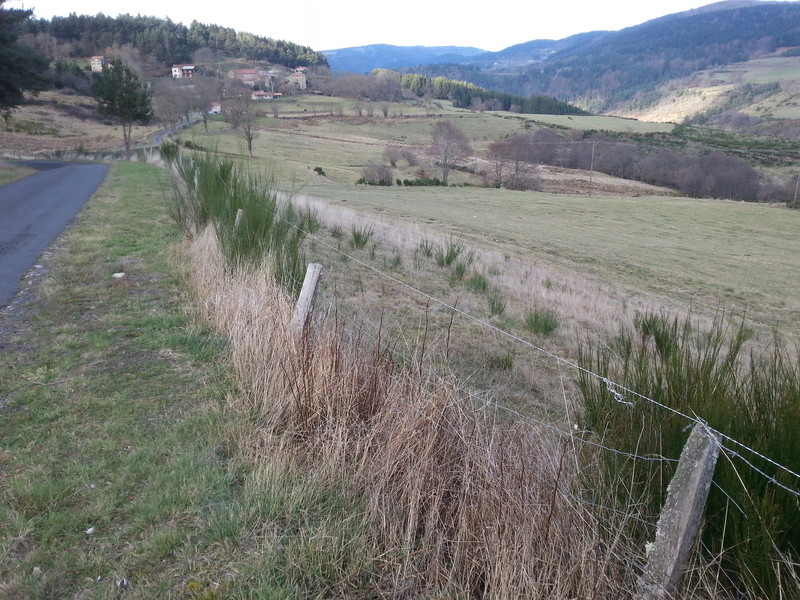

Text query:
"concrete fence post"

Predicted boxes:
[[234, 208, 244, 230], [290, 263, 323, 336], [636, 423, 721, 600]]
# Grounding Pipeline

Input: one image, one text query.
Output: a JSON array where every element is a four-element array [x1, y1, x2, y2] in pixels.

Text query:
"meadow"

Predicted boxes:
[[180, 107, 800, 337]]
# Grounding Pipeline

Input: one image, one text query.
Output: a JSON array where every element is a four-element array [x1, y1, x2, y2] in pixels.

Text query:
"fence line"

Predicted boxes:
[[271, 196, 800, 498]]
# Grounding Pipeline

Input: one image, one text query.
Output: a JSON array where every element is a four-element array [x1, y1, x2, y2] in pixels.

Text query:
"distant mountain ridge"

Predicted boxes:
[[398, 1, 800, 114], [322, 44, 484, 73], [324, 0, 800, 116]]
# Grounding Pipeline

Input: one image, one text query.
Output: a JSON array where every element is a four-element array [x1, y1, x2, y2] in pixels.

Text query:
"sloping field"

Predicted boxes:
[[180, 110, 800, 335]]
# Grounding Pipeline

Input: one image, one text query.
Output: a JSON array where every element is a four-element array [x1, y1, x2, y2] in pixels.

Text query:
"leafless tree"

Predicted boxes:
[[191, 46, 215, 66], [401, 148, 418, 166], [430, 121, 472, 185], [190, 76, 221, 132], [487, 135, 541, 189], [152, 80, 190, 132], [487, 139, 509, 185], [226, 88, 257, 156], [383, 145, 403, 167], [361, 161, 393, 185]]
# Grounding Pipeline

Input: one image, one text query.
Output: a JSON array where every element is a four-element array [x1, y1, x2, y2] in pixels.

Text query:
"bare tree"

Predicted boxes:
[[487, 135, 539, 189], [487, 139, 509, 185], [430, 121, 472, 185], [191, 46, 215, 66], [190, 75, 221, 132], [151, 80, 186, 132], [360, 161, 393, 185], [383, 145, 403, 167], [226, 90, 257, 156]]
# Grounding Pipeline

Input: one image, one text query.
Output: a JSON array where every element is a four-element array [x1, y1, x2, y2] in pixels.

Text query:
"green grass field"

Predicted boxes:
[[707, 56, 800, 86], [178, 112, 800, 335], [0, 161, 35, 184], [512, 113, 676, 133], [304, 184, 799, 328]]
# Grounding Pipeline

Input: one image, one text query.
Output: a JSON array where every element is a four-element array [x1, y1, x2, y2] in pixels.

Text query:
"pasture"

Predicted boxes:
[[180, 106, 800, 338]]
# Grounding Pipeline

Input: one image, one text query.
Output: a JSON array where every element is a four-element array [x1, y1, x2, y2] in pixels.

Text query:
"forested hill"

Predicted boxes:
[[20, 14, 328, 67], [323, 44, 485, 74], [405, 1, 800, 110]]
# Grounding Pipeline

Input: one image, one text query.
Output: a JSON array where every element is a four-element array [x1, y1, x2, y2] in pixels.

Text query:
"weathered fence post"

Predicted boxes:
[[290, 263, 323, 336], [636, 423, 721, 600], [234, 208, 244, 230]]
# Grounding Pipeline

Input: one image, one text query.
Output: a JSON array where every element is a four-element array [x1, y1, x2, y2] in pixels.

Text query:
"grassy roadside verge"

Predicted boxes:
[[0, 162, 246, 598], [0, 161, 35, 185]]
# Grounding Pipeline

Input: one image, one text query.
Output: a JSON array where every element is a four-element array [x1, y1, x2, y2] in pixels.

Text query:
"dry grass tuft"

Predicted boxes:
[[180, 227, 733, 599]]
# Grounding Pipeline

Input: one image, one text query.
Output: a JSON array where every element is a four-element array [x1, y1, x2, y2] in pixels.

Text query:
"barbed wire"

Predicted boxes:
[[319, 287, 678, 465], [318, 287, 662, 527], [296, 227, 800, 498]]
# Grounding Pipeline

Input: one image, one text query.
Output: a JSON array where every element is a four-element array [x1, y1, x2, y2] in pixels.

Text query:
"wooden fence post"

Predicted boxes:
[[290, 263, 323, 336], [636, 423, 721, 600]]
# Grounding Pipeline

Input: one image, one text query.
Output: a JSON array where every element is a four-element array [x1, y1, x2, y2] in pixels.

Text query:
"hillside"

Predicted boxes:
[[323, 44, 484, 73], [20, 13, 327, 68], [377, 1, 800, 131]]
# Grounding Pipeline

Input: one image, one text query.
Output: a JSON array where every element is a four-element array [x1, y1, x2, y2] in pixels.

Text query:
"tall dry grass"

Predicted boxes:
[[182, 228, 731, 599]]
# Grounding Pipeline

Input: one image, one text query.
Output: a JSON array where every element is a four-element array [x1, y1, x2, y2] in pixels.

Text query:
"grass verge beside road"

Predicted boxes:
[[0, 162, 244, 598], [0, 162, 35, 185]]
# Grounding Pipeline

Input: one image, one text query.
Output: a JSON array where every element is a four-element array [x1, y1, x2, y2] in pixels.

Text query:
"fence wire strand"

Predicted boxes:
[[258, 189, 800, 498]]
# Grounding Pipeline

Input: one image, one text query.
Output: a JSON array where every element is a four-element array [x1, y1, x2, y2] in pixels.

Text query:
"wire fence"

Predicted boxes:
[[298, 219, 800, 502]]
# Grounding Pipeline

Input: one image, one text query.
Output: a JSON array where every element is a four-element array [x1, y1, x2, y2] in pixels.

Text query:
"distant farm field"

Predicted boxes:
[[512, 113, 677, 133]]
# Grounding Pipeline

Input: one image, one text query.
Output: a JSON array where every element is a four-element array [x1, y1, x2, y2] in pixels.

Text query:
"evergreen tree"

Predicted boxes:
[[92, 58, 152, 156], [0, 0, 48, 119]]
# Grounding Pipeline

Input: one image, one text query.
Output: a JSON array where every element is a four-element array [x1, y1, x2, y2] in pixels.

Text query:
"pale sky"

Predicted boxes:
[[7, 0, 795, 52]]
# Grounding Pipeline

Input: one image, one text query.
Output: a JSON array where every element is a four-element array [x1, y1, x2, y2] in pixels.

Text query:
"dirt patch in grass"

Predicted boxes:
[[0, 91, 160, 156]]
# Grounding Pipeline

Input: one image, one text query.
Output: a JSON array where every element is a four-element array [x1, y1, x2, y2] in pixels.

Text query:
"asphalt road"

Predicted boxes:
[[0, 161, 110, 307]]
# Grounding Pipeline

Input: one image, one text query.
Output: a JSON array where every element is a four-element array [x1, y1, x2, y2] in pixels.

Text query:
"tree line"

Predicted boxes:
[[396, 72, 587, 115], [487, 129, 794, 202], [19, 13, 327, 67]]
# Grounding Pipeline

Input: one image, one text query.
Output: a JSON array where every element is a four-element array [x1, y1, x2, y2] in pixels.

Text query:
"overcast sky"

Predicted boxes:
[[7, 0, 794, 52]]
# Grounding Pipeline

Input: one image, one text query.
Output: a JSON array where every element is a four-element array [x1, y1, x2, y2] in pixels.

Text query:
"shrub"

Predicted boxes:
[[313, 166, 326, 176], [166, 153, 309, 296], [360, 161, 393, 186], [349, 225, 373, 249], [417, 239, 434, 258], [578, 312, 800, 597], [487, 351, 514, 370], [487, 289, 507, 316], [434, 236, 464, 267], [523, 307, 559, 335], [159, 140, 180, 164], [467, 272, 488, 293], [449, 261, 467, 282], [505, 174, 541, 191]]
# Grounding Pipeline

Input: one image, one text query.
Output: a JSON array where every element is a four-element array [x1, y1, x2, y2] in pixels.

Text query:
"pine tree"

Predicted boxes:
[[0, 0, 48, 119], [92, 58, 152, 156]]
